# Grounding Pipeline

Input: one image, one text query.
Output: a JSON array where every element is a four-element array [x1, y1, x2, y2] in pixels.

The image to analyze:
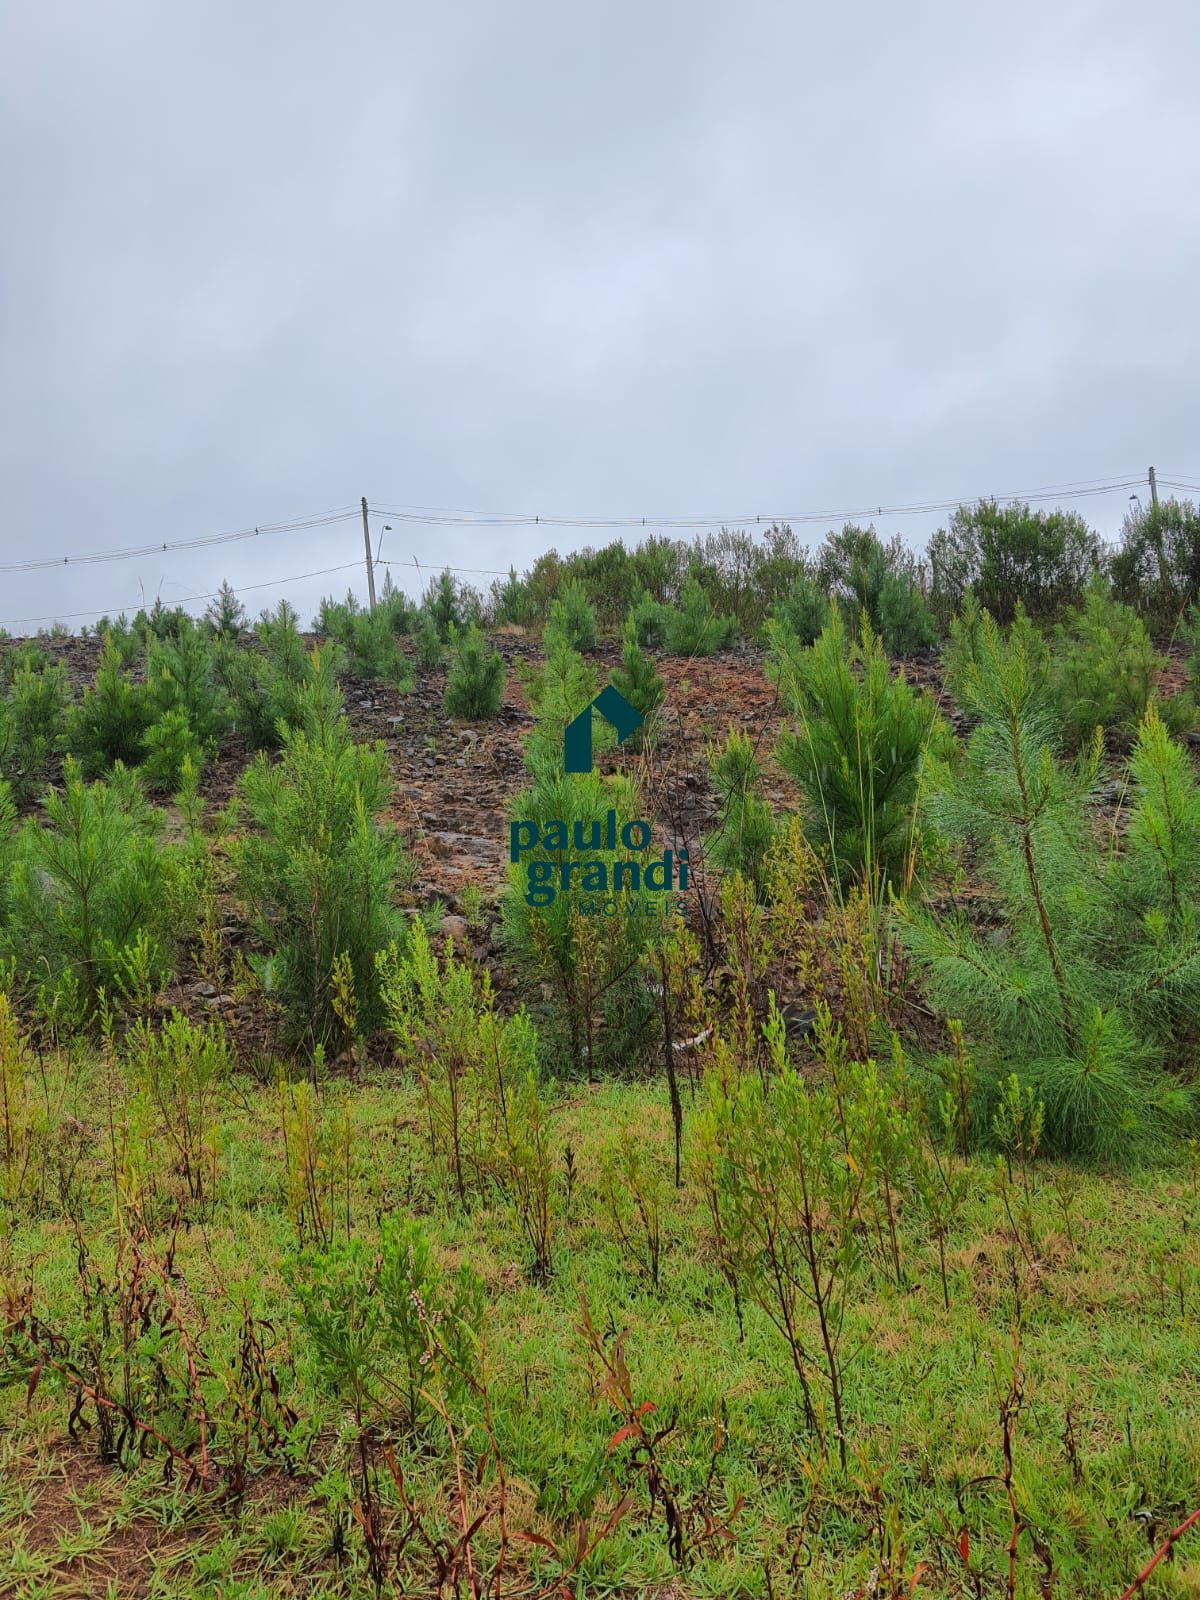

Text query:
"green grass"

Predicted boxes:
[[1, 1059, 1198, 1597]]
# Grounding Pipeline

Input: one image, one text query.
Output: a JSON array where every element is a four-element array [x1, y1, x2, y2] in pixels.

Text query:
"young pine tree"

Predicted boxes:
[[444, 623, 505, 719], [662, 575, 738, 656], [768, 605, 943, 892], [704, 727, 775, 896], [609, 620, 664, 731], [5, 760, 173, 1020], [204, 580, 246, 640], [544, 579, 597, 653], [414, 610, 445, 669], [233, 717, 406, 1047], [900, 617, 1193, 1156], [2, 656, 70, 802], [67, 633, 154, 777]]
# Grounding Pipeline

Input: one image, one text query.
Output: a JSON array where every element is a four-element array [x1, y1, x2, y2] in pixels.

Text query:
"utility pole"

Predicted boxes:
[[361, 496, 377, 612], [1149, 466, 1160, 511]]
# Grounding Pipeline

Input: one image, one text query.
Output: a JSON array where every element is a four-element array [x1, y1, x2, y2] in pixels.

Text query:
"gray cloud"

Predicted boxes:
[[1, 0, 1197, 627]]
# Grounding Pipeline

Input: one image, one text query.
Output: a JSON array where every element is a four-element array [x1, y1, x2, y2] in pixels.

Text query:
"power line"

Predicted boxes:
[[0, 561, 363, 629], [3, 470, 1197, 631], [0, 506, 360, 576], [370, 476, 1153, 530]]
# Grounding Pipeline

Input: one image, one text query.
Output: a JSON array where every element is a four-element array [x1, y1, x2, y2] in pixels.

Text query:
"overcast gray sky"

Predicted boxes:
[[2, 1, 1198, 630]]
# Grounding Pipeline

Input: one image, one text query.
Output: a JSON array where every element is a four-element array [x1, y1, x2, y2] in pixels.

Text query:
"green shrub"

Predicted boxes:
[[544, 579, 598, 652], [661, 575, 738, 656], [1111, 496, 1200, 623], [520, 634, 605, 769], [768, 606, 943, 890], [699, 1025, 889, 1466], [233, 717, 406, 1048], [66, 634, 153, 778], [0, 780, 15, 927], [125, 1011, 231, 1206], [816, 525, 935, 654], [444, 623, 504, 719], [339, 608, 411, 685], [1108, 708, 1200, 1071], [292, 1215, 484, 1430], [90, 614, 143, 668], [377, 573, 418, 635], [501, 765, 658, 1075], [928, 501, 1102, 626], [704, 728, 775, 895], [4, 759, 174, 1022]]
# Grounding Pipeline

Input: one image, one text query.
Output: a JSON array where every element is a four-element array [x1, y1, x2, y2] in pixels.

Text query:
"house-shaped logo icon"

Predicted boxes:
[[563, 685, 644, 773]]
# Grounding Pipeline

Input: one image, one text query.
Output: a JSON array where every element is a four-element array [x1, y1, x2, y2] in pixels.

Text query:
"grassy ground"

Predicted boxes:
[[1, 1055, 1198, 1599]]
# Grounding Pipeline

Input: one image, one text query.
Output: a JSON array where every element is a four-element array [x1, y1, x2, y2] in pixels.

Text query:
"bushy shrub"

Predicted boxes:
[[768, 606, 943, 890], [519, 633, 606, 769], [90, 613, 143, 668], [928, 501, 1102, 626], [698, 1021, 889, 1466], [816, 525, 935, 654], [232, 717, 406, 1047], [0, 780, 15, 928], [899, 619, 1195, 1157], [501, 766, 658, 1076], [661, 575, 738, 656], [544, 579, 598, 652], [1106, 707, 1200, 1072], [1111, 496, 1200, 623], [444, 623, 504, 719], [377, 573, 418, 636], [292, 1215, 484, 1430], [3, 759, 174, 1023], [380, 923, 554, 1274]]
